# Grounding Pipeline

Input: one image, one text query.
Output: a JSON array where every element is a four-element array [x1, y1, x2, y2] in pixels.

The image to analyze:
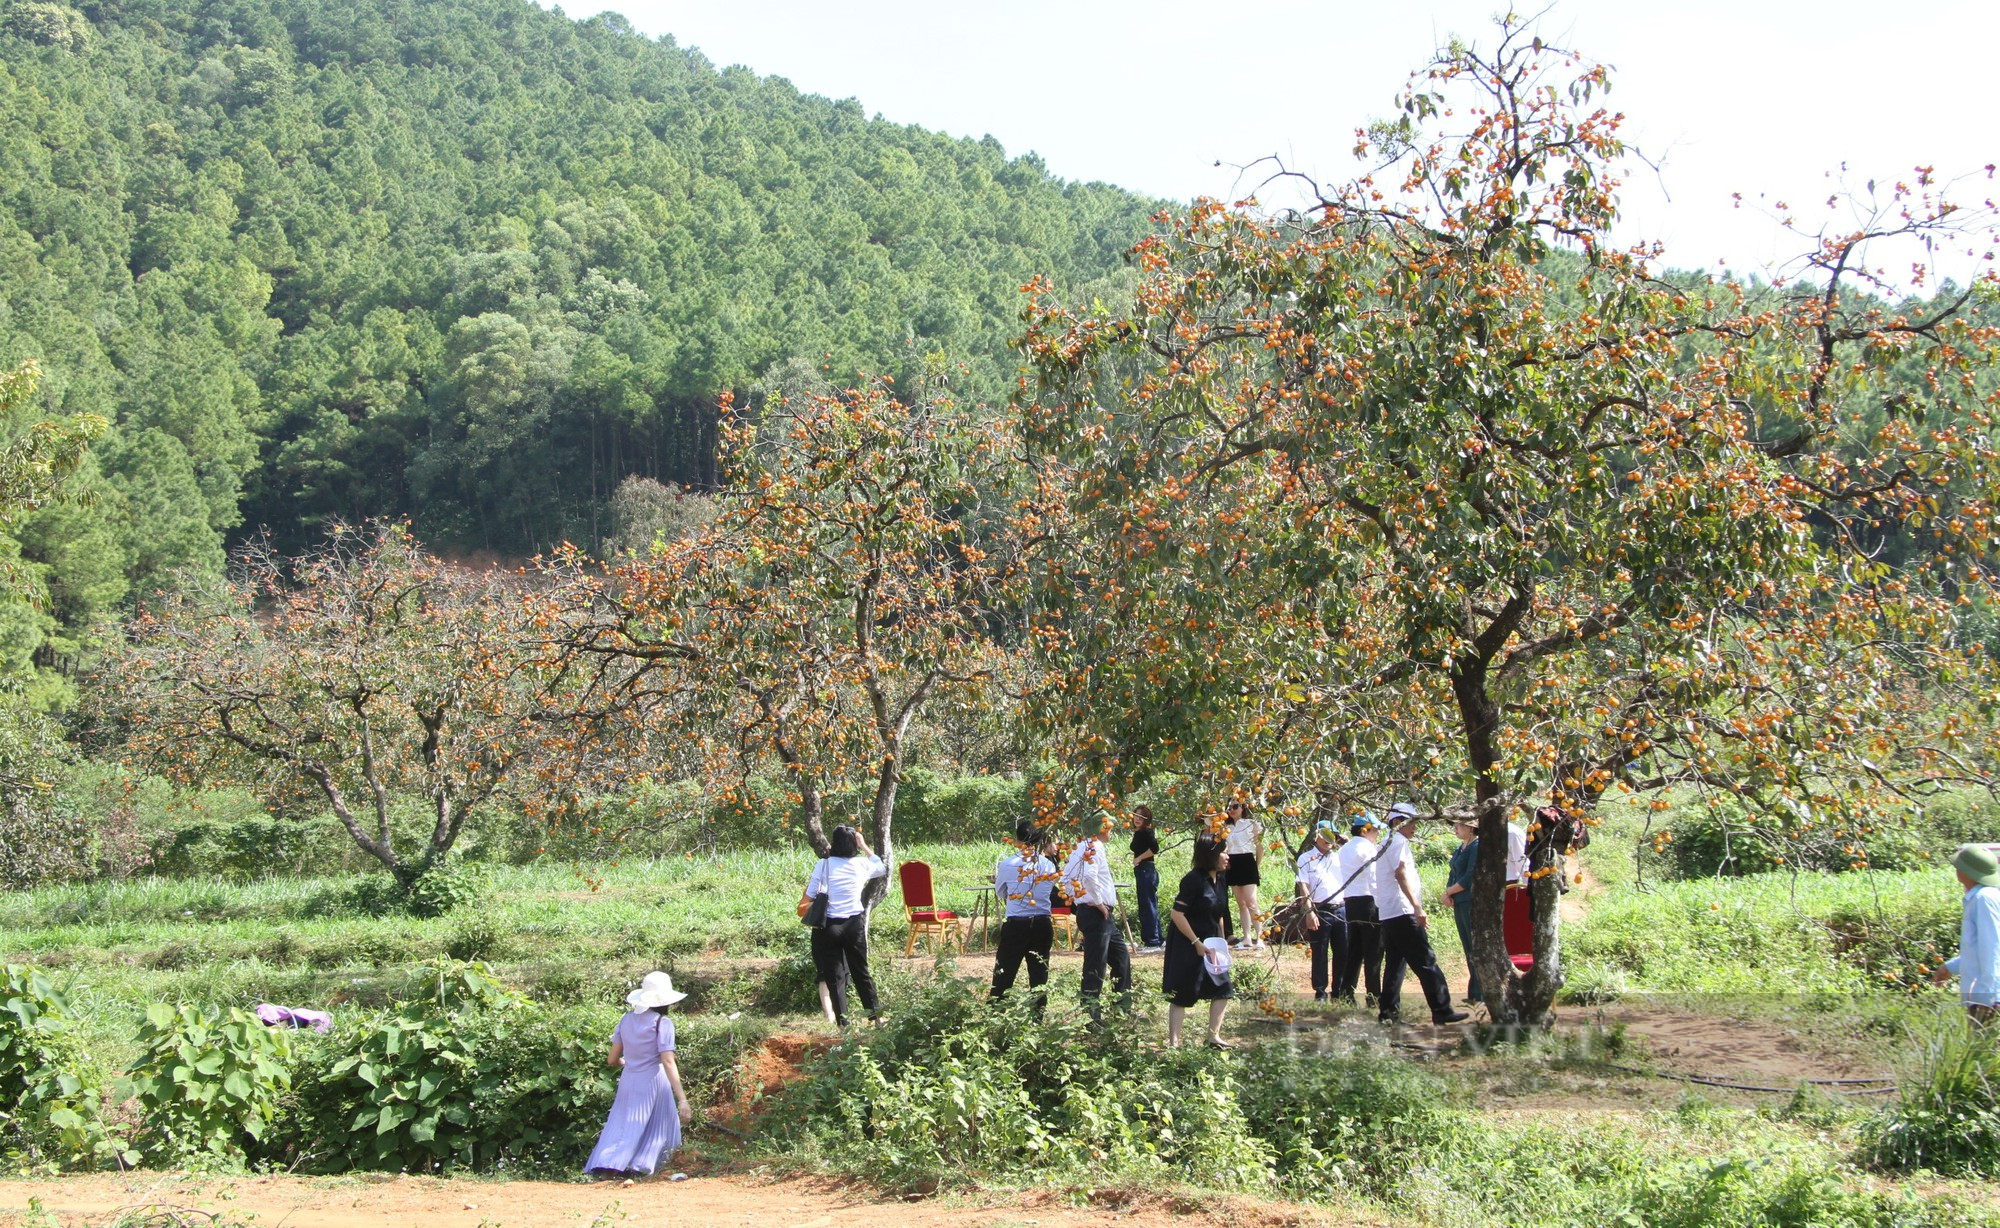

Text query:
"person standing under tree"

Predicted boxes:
[[796, 825, 887, 1029], [1064, 812, 1133, 1023], [1373, 804, 1468, 1027], [1130, 805, 1164, 951], [1442, 817, 1482, 1005], [991, 819, 1058, 1011], [1223, 799, 1265, 949], [1294, 820, 1348, 1003], [1162, 833, 1234, 1047], [1932, 844, 2000, 1026], [1334, 814, 1385, 1006]]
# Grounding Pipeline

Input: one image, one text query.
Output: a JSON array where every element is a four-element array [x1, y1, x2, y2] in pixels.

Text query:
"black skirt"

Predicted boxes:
[[1225, 851, 1260, 886]]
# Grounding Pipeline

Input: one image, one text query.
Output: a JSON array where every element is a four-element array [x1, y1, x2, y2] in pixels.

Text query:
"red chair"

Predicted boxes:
[[898, 861, 961, 955], [1503, 885, 1535, 972]]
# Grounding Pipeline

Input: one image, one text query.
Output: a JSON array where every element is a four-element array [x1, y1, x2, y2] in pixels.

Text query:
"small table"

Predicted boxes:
[[965, 884, 997, 948]]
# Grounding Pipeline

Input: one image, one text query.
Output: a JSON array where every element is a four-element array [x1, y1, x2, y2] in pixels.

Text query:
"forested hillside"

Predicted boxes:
[[0, 0, 1157, 634]]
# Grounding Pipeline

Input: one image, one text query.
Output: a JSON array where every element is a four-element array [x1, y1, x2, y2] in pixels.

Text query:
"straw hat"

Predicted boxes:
[[626, 970, 686, 1009]]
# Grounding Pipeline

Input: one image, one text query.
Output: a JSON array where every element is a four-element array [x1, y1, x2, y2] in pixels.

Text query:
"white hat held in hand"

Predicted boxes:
[[1201, 937, 1233, 980], [627, 970, 686, 1009]]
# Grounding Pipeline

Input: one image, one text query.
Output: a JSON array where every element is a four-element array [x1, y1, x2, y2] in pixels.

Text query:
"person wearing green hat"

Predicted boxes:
[[1932, 844, 2000, 1025]]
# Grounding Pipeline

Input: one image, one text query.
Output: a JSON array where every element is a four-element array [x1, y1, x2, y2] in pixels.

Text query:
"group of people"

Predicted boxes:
[[578, 820, 2000, 1180]]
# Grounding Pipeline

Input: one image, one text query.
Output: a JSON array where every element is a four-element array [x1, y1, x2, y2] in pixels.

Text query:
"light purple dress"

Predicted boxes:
[[584, 1010, 682, 1175]]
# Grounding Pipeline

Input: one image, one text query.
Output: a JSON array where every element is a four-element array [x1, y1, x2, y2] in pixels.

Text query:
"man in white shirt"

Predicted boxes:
[[1333, 814, 1386, 1006], [1374, 803, 1469, 1026], [1063, 814, 1133, 1023], [992, 819, 1057, 1010], [1294, 820, 1348, 1003]]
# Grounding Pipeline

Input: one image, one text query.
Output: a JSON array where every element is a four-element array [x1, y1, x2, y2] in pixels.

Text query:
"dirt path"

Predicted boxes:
[[0, 1172, 1337, 1228]]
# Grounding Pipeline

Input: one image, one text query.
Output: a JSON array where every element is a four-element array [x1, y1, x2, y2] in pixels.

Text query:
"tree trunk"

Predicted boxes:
[[860, 750, 900, 943], [799, 780, 830, 858], [1452, 653, 1527, 1028]]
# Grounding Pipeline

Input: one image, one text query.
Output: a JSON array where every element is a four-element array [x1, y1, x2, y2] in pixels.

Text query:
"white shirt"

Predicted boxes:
[[1062, 836, 1117, 908], [1334, 835, 1378, 900], [805, 853, 887, 919], [1224, 816, 1262, 855], [1296, 844, 1344, 904], [995, 853, 1055, 918], [1372, 832, 1418, 921], [1506, 822, 1527, 883]]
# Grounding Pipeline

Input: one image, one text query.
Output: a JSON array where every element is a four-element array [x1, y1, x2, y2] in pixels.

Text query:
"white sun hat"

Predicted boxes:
[[627, 970, 687, 1009], [1201, 937, 1233, 981]]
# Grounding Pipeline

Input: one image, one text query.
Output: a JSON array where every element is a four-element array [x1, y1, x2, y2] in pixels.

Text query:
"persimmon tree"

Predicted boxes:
[[113, 523, 543, 887], [1018, 22, 2000, 1026], [534, 378, 1015, 914]]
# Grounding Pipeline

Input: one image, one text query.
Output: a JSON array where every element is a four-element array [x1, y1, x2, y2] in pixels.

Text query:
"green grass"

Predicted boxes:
[[0, 844, 1006, 1060], [1564, 867, 1962, 1000]]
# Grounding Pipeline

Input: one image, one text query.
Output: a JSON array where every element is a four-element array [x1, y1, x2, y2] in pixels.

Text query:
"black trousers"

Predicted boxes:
[[1075, 904, 1132, 1020], [990, 914, 1053, 1003], [1305, 900, 1347, 995], [1335, 895, 1382, 1000], [1378, 913, 1455, 1021], [811, 914, 879, 1024]]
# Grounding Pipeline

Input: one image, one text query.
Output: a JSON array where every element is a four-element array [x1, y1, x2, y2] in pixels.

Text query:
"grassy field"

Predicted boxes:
[[4, 828, 1996, 1226]]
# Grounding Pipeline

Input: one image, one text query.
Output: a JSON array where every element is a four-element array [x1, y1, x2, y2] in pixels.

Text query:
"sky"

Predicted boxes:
[[547, 0, 1999, 283]]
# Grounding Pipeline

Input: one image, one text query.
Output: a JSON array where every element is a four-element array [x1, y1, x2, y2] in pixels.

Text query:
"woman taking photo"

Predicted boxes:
[[797, 824, 888, 1028], [585, 971, 692, 1178], [1161, 833, 1234, 1047]]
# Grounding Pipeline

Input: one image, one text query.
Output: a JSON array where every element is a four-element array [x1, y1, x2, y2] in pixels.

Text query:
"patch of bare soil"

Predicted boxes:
[[0, 1173, 1348, 1228], [711, 1032, 836, 1132]]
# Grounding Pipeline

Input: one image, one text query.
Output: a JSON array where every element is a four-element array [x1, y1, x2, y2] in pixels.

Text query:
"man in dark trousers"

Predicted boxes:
[[1063, 813, 1133, 1024], [1374, 803, 1469, 1026], [1294, 820, 1348, 1002], [1333, 814, 1385, 1006], [991, 819, 1057, 1013]]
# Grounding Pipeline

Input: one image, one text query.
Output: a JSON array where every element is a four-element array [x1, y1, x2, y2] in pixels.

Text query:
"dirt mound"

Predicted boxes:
[[712, 1031, 835, 1131]]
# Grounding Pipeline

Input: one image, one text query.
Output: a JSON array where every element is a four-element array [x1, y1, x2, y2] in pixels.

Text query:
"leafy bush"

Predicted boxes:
[[1864, 1011, 2000, 1177], [126, 1003, 294, 1165], [0, 964, 130, 1170], [759, 986, 1988, 1226], [340, 858, 485, 918]]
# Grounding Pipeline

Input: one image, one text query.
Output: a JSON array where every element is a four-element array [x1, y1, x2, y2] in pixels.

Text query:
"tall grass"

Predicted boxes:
[[1865, 1008, 2000, 1177]]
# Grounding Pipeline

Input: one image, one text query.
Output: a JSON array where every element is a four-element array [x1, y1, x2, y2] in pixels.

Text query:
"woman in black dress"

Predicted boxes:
[[1162, 833, 1234, 1047]]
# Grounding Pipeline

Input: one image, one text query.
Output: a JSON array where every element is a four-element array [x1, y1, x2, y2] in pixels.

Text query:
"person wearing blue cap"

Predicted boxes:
[[1333, 812, 1386, 1006], [1931, 843, 2000, 1025], [1294, 820, 1348, 1002]]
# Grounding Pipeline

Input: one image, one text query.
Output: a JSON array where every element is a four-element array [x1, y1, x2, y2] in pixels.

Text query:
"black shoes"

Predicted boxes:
[[1432, 1010, 1470, 1024]]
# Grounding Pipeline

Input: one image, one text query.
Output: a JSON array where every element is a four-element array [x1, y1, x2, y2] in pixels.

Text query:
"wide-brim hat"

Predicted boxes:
[[1201, 936, 1233, 978], [1953, 844, 2000, 889], [627, 970, 686, 1009]]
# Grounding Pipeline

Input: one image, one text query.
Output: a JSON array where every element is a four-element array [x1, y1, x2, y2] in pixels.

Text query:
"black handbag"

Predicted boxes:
[[802, 890, 830, 928]]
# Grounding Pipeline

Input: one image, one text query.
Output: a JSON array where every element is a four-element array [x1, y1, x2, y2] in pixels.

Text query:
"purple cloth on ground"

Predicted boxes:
[[254, 1003, 334, 1033], [584, 1010, 682, 1175]]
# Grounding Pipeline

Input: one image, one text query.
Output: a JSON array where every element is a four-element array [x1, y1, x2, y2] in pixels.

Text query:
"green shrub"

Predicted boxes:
[[126, 1002, 293, 1165], [0, 964, 130, 1171], [1864, 1011, 2000, 1177]]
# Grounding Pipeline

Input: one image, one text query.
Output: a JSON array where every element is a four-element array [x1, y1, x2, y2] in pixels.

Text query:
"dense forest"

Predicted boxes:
[[0, 0, 1159, 652]]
